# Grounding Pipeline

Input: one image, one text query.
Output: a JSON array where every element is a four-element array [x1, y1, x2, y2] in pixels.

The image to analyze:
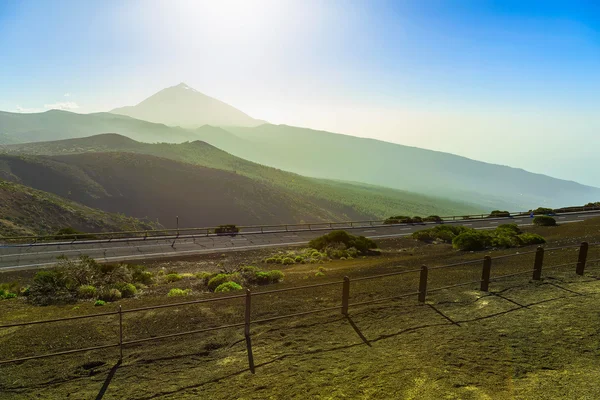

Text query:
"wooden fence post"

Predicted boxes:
[[341, 277, 350, 315], [480, 256, 492, 292], [118, 305, 123, 362], [533, 247, 544, 280], [576, 242, 589, 276], [244, 289, 255, 373], [418, 266, 428, 303]]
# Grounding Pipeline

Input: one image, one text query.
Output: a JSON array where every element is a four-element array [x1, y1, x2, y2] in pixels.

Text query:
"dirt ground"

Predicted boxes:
[[1, 219, 600, 399]]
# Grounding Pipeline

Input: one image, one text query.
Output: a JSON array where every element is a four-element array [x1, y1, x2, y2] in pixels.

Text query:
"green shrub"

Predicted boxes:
[[264, 257, 278, 264], [268, 270, 284, 283], [491, 233, 518, 248], [281, 257, 295, 265], [207, 273, 232, 292], [94, 300, 106, 307], [517, 233, 546, 246], [315, 271, 325, 277], [119, 283, 137, 298], [294, 256, 304, 263], [98, 288, 122, 302], [496, 224, 521, 235], [309, 231, 377, 254], [452, 231, 490, 251], [412, 225, 472, 243], [533, 216, 557, 226], [29, 268, 76, 305], [168, 288, 192, 297], [532, 207, 554, 215], [77, 285, 97, 299], [215, 225, 239, 235], [412, 216, 423, 223], [488, 210, 510, 218], [164, 273, 183, 283], [214, 282, 243, 293], [423, 215, 442, 223], [195, 272, 213, 285], [129, 265, 154, 285]]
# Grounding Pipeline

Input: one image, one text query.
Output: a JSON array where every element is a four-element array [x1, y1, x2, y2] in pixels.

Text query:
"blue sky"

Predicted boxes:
[[1, 1, 599, 184]]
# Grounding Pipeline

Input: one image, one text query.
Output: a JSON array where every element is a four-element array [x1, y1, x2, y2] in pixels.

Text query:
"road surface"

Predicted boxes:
[[1, 211, 598, 270]]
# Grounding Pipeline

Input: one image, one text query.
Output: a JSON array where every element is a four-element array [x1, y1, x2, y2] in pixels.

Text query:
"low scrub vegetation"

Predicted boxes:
[[168, 288, 192, 297], [214, 224, 239, 235], [309, 230, 377, 254], [533, 216, 557, 226], [413, 224, 546, 251], [26, 256, 154, 305]]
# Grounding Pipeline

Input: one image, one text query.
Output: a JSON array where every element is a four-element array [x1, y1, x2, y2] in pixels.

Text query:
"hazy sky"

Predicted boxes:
[[1, 1, 599, 185]]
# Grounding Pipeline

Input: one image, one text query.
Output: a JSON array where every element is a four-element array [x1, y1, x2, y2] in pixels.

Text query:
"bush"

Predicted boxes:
[[294, 256, 304, 263], [315, 271, 325, 277], [384, 216, 412, 224], [77, 285, 97, 299], [264, 257, 278, 264], [207, 273, 233, 292], [168, 288, 192, 297], [517, 233, 546, 246], [119, 283, 137, 298], [533, 216, 557, 226], [129, 265, 154, 285], [488, 210, 510, 218], [452, 231, 490, 251], [29, 269, 76, 305], [281, 257, 295, 265], [423, 215, 442, 223], [214, 282, 243, 293], [98, 288, 122, 302], [164, 273, 183, 283], [268, 270, 284, 283], [195, 272, 213, 285], [94, 300, 106, 306], [532, 207, 554, 215], [412, 225, 471, 243], [496, 224, 521, 235]]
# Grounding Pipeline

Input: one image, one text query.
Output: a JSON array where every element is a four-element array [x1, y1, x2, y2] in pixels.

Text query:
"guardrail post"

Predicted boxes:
[[480, 256, 492, 292], [244, 289, 255, 373], [533, 247, 544, 280], [418, 265, 428, 303], [341, 276, 350, 315], [118, 305, 123, 361], [576, 242, 589, 276]]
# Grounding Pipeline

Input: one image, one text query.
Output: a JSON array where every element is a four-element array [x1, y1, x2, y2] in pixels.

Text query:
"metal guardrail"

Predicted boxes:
[[2, 206, 600, 246], [0, 240, 596, 369]]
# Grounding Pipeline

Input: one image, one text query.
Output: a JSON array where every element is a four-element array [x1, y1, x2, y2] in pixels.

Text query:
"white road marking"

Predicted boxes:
[[559, 217, 566, 219], [363, 230, 376, 233], [490, 222, 499, 224]]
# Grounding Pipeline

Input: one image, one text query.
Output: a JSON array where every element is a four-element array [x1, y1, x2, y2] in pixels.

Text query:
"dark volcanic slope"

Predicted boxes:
[[0, 153, 376, 228]]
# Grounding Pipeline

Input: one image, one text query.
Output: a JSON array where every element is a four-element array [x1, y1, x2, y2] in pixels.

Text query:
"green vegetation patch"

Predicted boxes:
[[413, 223, 546, 251], [309, 230, 377, 255], [533, 216, 557, 226]]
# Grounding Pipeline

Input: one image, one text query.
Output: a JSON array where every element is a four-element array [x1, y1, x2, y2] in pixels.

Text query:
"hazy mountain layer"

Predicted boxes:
[[111, 83, 264, 128]]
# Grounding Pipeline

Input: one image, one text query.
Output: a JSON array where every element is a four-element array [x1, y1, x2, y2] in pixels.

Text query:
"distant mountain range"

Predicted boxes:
[[1, 83, 599, 215], [111, 83, 265, 128]]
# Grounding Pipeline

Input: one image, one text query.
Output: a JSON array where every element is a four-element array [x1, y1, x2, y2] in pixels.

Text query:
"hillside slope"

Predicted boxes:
[[0, 179, 157, 237], [2, 134, 482, 219], [216, 124, 600, 209], [0, 152, 401, 228], [111, 83, 264, 128]]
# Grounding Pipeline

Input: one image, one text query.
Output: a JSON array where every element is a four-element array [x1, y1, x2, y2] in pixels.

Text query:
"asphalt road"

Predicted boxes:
[[1, 211, 599, 271]]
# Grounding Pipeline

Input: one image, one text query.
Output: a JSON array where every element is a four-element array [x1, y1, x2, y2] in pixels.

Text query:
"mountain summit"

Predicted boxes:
[[110, 83, 264, 128]]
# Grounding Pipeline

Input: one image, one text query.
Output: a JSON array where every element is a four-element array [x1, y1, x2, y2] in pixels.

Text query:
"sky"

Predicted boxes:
[[1, 0, 599, 185]]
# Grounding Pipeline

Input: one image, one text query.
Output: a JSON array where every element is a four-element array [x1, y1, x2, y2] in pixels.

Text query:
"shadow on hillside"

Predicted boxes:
[[95, 360, 121, 400]]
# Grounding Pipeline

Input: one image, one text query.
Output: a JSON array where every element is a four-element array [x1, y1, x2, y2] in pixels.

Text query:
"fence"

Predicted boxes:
[[0, 241, 598, 371], [2, 206, 600, 246]]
